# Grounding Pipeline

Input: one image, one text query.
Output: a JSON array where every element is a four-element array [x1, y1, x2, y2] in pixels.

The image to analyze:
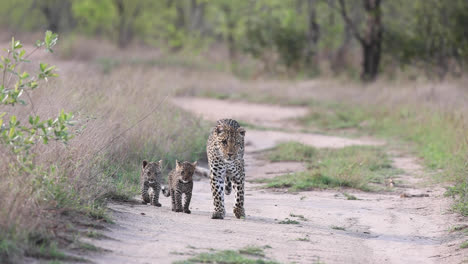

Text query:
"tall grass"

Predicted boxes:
[[0, 58, 209, 261]]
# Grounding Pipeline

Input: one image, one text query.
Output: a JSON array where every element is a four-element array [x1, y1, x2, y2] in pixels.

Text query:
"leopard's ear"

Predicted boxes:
[[238, 127, 246, 136], [142, 160, 148, 169], [158, 160, 163, 168], [175, 160, 181, 168], [216, 125, 224, 134], [192, 161, 198, 167]]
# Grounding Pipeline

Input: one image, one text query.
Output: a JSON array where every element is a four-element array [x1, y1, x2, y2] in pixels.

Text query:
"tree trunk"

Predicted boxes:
[[39, 3, 61, 32], [332, 14, 352, 73], [115, 0, 128, 48], [360, 0, 382, 81], [114, 0, 141, 49], [175, 0, 186, 30], [221, 4, 236, 62], [305, 0, 319, 66], [190, 0, 206, 33]]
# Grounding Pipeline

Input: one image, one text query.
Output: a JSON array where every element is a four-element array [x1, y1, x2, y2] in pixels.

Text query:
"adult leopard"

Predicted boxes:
[[207, 119, 246, 219]]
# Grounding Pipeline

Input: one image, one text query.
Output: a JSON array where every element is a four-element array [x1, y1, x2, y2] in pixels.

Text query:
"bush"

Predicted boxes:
[[244, 12, 308, 72]]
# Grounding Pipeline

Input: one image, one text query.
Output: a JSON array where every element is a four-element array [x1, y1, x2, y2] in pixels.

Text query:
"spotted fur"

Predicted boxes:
[[162, 160, 196, 214], [140, 160, 163, 206], [207, 119, 246, 219]]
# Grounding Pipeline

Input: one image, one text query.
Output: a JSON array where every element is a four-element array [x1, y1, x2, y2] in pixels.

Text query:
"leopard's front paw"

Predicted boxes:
[[151, 202, 162, 207], [233, 207, 245, 219], [175, 208, 183, 213], [142, 196, 150, 204], [184, 209, 191, 214], [211, 211, 225, 219]]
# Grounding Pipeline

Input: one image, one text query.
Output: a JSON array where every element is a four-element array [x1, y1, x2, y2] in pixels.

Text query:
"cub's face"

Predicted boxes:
[[175, 160, 197, 183], [142, 160, 163, 185], [215, 124, 245, 162]]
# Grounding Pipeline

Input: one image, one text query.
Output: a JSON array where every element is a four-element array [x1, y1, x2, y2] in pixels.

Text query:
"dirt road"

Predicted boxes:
[[90, 98, 466, 264]]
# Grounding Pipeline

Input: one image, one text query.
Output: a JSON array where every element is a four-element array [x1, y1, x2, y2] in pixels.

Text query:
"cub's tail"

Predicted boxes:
[[161, 186, 171, 197]]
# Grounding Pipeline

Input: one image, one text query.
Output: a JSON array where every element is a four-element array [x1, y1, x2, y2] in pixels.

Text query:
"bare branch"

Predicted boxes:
[[337, 0, 364, 44]]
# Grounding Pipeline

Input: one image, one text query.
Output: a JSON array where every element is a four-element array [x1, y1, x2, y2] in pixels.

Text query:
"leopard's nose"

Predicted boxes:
[[228, 153, 234, 158]]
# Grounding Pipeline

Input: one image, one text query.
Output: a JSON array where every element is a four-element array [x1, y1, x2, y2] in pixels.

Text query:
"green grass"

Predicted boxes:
[[262, 143, 400, 191], [330, 225, 346, 231], [342, 192, 359, 200], [267, 142, 317, 162], [289, 213, 308, 221], [460, 241, 468, 249], [84, 229, 107, 239], [238, 246, 266, 257], [449, 225, 468, 232], [174, 246, 279, 264], [298, 101, 468, 215], [278, 218, 300, 224]]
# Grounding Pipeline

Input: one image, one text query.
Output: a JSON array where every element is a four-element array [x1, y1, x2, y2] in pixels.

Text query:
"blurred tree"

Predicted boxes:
[[384, 0, 468, 78], [338, 0, 382, 81], [114, 0, 142, 48], [35, 0, 74, 33], [190, 0, 206, 34], [304, 0, 320, 67]]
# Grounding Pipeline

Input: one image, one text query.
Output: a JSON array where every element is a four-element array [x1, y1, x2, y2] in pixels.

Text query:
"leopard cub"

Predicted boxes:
[[140, 160, 163, 206], [162, 160, 196, 214]]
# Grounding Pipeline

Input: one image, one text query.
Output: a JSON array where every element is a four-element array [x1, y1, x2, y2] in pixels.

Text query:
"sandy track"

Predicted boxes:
[[90, 98, 466, 264]]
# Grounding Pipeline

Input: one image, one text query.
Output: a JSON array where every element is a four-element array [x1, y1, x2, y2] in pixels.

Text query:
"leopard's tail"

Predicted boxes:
[[161, 186, 171, 197]]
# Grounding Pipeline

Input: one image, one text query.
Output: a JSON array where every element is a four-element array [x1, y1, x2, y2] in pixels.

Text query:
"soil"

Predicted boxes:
[[89, 98, 467, 264]]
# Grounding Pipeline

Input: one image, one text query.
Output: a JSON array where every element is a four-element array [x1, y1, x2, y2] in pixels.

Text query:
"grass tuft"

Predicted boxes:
[[460, 241, 468, 249], [289, 213, 308, 221], [330, 225, 346, 231], [174, 246, 279, 264], [263, 144, 400, 191], [342, 192, 359, 200], [238, 246, 266, 257], [278, 218, 300, 224]]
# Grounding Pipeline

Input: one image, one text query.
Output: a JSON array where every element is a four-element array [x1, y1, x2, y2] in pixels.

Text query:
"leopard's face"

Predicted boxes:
[[142, 160, 163, 185], [176, 160, 197, 183], [214, 124, 245, 162]]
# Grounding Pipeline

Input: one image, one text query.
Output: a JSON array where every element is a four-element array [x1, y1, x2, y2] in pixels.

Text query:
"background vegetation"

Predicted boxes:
[[0, 0, 467, 80], [0, 0, 467, 262]]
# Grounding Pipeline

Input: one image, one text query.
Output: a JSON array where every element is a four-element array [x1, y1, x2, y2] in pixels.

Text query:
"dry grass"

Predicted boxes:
[[0, 44, 210, 261]]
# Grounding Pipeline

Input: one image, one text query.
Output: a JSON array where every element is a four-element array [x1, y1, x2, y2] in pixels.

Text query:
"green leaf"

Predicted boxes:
[[8, 127, 15, 138], [14, 40, 22, 50], [20, 72, 29, 79], [44, 31, 58, 52]]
